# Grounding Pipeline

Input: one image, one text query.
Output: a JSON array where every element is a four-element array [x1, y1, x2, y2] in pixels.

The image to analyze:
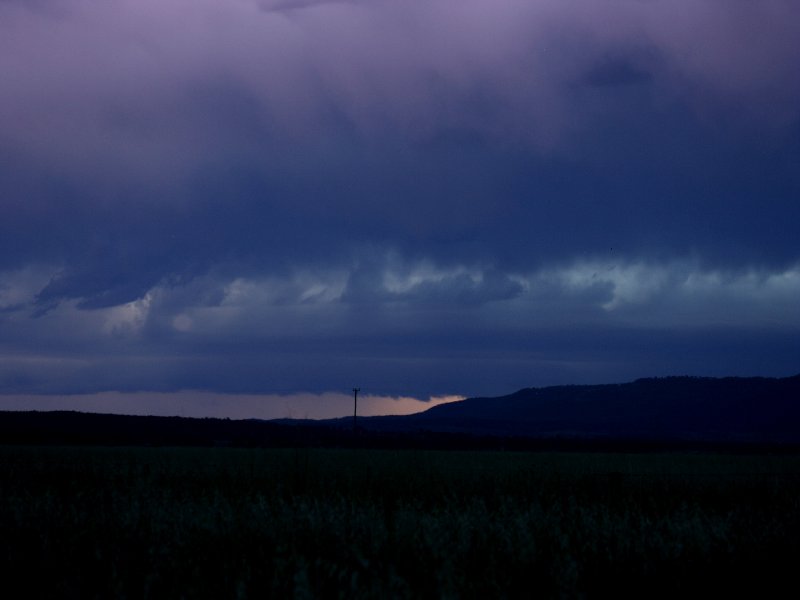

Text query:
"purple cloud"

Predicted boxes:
[[2, 0, 797, 178], [1, 0, 799, 408]]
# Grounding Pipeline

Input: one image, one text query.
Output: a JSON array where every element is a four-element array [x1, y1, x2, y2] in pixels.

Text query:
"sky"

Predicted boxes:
[[1, 0, 799, 419]]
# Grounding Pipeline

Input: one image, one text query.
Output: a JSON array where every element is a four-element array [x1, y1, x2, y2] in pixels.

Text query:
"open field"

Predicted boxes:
[[2, 446, 800, 598]]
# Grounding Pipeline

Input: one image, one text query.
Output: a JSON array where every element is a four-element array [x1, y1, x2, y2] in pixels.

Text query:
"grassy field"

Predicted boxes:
[[1, 446, 799, 598]]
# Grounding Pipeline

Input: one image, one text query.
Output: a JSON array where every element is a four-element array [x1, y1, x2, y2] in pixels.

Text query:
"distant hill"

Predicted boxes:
[[352, 375, 800, 443], [2, 375, 799, 449], [0, 411, 331, 448]]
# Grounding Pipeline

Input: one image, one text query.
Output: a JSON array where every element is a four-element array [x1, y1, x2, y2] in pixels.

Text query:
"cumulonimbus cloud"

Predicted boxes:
[[1, 1, 798, 404], [2, 0, 798, 177]]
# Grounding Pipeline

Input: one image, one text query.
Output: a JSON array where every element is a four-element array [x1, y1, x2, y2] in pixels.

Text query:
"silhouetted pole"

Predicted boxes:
[[352, 387, 360, 437]]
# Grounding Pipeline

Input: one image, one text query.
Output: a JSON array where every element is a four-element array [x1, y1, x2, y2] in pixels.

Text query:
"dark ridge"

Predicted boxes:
[[336, 374, 800, 444], [2, 375, 799, 450], [0, 411, 337, 448]]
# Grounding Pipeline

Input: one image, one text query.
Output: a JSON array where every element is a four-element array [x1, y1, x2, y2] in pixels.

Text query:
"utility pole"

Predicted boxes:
[[352, 387, 360, 437]]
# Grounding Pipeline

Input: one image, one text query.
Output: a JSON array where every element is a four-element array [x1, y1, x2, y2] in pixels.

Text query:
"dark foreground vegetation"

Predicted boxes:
[[2, 446, 800, 598], [4, 410, 800, 454]]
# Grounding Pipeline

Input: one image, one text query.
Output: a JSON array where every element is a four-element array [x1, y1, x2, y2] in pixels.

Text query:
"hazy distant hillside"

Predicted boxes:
[[359, 375, 800, 443], [3, 375, 799, 448]]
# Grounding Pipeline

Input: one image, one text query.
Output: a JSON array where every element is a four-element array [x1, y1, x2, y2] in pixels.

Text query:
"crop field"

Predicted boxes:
[[2, 446, 800, 598]]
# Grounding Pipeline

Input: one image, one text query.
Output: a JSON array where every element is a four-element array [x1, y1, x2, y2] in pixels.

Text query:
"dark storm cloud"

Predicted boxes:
[[1, 0, 799, 405], [581, 56, 653, 88]]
